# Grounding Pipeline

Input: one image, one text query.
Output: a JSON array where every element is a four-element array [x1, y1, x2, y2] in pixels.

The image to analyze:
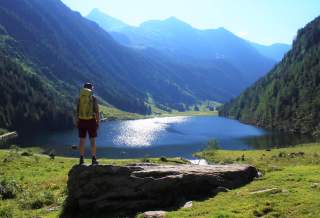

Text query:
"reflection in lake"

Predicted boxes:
[[242, 132, 316, 149], [113, 117, 189, 147]]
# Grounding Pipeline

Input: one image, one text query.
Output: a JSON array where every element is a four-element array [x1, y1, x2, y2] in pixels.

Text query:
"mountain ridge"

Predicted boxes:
[[0, 0, 253, 130], [88, 8, 290, 65], [250, 42, 291, 61], [87, 9, 278, 86], [87, 8, 130, 31]]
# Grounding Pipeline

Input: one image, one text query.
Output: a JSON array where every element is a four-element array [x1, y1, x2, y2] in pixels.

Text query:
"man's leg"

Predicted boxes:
[[90, 137, 98, 164], [79, 138, 85, 156], [90, 137, 96, 157], [79, 137, 85, 164]]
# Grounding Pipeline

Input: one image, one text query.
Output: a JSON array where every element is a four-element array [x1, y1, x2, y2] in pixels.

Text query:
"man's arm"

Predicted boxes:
[[95, 105, 100, 124], [75, 98, 79, 127], [93, 97, 100, 126]]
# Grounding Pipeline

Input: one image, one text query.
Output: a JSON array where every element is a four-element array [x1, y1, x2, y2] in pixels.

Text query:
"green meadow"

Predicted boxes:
[[1, 144, 320, 217], [166, 144, 320, 218]]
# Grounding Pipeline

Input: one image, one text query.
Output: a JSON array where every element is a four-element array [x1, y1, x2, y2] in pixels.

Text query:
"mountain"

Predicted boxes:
[[87, 8, 130, 31], [220, 16, 320, 135], [251, 42, 291, 61], [86, 9, 133, 46], [87, 10, 276, 85], [0, 0, 151, 117], [0, 50, 74, 131], [0, 0, 249, 131]]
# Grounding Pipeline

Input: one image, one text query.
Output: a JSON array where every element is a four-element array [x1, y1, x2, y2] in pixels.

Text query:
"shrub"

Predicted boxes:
[[42, 191, 55, 205], [141, 158, 150, 163], [0, 128, 8, 135], [9, 145, 20, 153], [160, 157, 168, 162], [0, 206, 13, 218], [21, 150, 33, 156], [207, 139, 220, 150], [0, 179, 19, 200], [19, 190, 55, 209]]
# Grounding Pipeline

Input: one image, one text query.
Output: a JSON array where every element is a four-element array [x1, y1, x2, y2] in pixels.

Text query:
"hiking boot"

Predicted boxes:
[[92, 157, 99, 165], [79, 156, 84, 165]]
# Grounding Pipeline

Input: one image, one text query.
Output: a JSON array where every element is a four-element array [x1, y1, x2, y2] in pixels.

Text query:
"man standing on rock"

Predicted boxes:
[[76, 82, 99, 165]]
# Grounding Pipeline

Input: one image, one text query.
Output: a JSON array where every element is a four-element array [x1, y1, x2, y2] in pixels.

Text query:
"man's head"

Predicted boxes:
[[84, 82, 93, 90]]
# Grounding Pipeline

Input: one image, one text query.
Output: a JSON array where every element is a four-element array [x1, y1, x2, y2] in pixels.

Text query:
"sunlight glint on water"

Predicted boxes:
[[113, 116, 190, 147]]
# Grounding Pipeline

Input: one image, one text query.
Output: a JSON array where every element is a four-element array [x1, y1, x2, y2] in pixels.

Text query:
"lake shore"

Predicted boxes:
[[1, 143, 319, 217], [14, 115, 317, 160], [99, 103, 218, 122], [146, 110, 218, 118], [101, 108, 218, 122]]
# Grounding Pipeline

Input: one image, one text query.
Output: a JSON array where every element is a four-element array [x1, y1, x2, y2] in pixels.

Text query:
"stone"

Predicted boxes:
[[250, 188, 282, 195], [142, 211, 166, 218], [63, 163, 258, 217], [213, 186, 229, 193], [71, 145, 78, 150], [183, 201, 193, 209], [311, 183, 320, 189]]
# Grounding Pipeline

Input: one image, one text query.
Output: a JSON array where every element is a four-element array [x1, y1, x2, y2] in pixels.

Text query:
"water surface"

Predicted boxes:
[[16, 116, 315, 159]]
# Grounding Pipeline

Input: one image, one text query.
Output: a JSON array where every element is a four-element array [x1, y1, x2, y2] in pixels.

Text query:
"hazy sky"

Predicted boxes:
[[61, 0, 320, 45]]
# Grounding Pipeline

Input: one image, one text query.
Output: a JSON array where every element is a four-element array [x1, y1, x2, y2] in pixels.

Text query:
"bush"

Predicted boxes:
[[21, 150, 33, 156], [9, 145, 20, 153], [207, 139, 220, 150], [42, 191, 55, 205], [0, 128, 8, 135], [160, 157, 168, 162], [141, 158, 150, 163], [19, 191, 55, 209], [2, 149, 20, 163], [0, 179, 20, 200], [0, 206, 13, 218]]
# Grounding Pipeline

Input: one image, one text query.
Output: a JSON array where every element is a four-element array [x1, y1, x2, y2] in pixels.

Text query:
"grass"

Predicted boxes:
[[99, 104, 144, 120], [99, 102, 219, 122], [0, 147, 187, 218], [147, 100, 220, 118], [147, 110, 218, 118], [0, 128, 8, 135], [2, 144, 319, 217], [165, 143, 320, 218]]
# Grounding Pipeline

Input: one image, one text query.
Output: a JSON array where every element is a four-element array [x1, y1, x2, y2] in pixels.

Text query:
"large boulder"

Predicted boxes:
[[63, 163, 257, 217]]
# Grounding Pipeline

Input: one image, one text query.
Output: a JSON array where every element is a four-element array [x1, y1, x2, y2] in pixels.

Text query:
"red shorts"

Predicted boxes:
[[78, 119, 98, 138]]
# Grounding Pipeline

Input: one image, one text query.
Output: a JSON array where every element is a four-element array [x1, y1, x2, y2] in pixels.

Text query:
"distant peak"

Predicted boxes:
[[140, 16, 192, 30], [165, 16, 180, 22], [86, 8, 129, 31], [88, 8, 109, 17], [216, 27, 231, 33], [90, 8, 100, 14], [217, 27, 226, 31], [163, 16, 189, 25]]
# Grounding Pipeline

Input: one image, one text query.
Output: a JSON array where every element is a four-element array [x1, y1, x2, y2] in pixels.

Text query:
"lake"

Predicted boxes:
[[16, 116, 315, 159]]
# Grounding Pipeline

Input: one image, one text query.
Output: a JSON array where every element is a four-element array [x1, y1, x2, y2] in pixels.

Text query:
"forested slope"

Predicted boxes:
[[0, 52, 74, 131], [0, 0, 245, 131], [220, 16, 320, 135]]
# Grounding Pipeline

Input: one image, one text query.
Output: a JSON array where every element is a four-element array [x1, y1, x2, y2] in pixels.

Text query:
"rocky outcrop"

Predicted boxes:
[[63, 163, 258, 217]]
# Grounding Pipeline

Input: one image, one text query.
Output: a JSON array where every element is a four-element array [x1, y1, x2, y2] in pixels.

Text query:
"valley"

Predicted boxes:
[[0, 0, 289, 132], [0, 1, 319, 218]]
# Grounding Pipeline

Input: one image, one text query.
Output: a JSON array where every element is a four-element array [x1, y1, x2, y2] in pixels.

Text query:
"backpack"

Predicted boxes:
[[78, 88, 95, 120]]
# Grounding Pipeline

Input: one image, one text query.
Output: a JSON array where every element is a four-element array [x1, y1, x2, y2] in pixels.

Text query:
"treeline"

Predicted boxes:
[[220, 16, 320, 135]]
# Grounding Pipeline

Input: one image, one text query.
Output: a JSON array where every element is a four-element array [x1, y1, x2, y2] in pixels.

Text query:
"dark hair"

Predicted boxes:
[[84, 82, 93, 90]]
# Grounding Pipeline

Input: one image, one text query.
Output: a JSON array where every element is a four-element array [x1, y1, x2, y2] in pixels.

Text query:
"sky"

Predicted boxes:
[[61, 0, 320, 45]]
